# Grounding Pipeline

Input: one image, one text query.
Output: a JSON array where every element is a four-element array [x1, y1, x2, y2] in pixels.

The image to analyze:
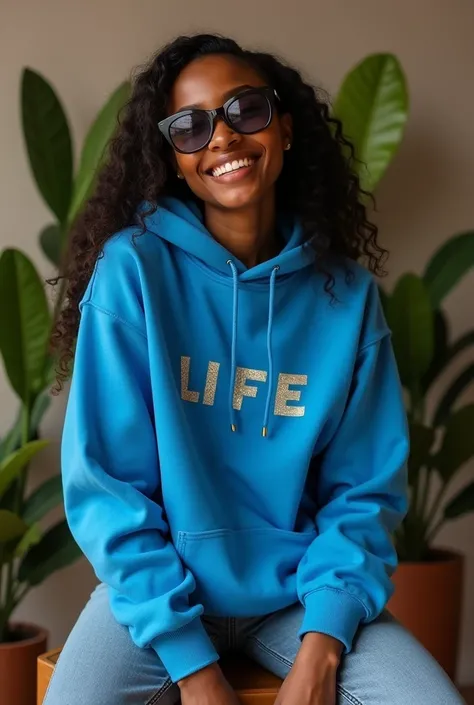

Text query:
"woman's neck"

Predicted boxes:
[[204, 192, 281, 268]]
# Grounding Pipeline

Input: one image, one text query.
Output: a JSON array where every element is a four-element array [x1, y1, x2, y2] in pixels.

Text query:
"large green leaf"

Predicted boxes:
[[407, 422, 435, 487], [23, 474, 63, 525], [0, 393, 51, 461], [333, 53, 408, 192], [433, 363, 474, 427], [434, 405, 474, 482], [68, 81, 130, 227], [424, 328, 474, 394], [421, 310, 449, 392], [0, 481, 18, 513], [39, 223, 62, 267], [0, 249, 52, 402], [378, 285, 389, 317], [21, 68, 73, 224], [18, 519, 82, 586], [14, 522, 42, 558], [0, 418, 21, 462], [444, 481, 474, 520], [0, 440, 49, 499], [30, 391, 52, 435], [386, 274, 434, 388], [0, 509, 28, 542], [424, 231, 474, 308]]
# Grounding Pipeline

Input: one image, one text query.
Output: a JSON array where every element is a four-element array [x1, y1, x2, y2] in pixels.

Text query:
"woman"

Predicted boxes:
[[44, 33, 464, 705]]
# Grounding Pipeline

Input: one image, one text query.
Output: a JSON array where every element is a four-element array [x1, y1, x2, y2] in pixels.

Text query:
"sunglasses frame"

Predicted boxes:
[[158, 86, 280, 154]]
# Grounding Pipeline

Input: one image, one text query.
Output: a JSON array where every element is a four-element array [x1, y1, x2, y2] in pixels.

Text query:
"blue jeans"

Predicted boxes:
[[44, 582, 464, 705]]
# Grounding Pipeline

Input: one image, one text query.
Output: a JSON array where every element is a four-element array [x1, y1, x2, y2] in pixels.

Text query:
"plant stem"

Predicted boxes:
[[0, 545, 4, 606], [417, 465, 432, 522], [16, 404, 31, 514], [425, 481, 448, 533], [12, 583, 30, 612], [410, 379, 425, 424], [410, 482, 419, 531], [426, 517, 444, 545], [2, 402, 31, 637]]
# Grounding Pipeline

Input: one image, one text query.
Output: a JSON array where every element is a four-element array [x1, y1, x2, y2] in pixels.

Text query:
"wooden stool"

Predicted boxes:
[[37, 647, 282, 704]]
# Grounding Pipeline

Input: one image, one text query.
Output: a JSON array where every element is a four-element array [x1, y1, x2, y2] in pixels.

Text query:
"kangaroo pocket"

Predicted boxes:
[[175, 527, 317, 616]]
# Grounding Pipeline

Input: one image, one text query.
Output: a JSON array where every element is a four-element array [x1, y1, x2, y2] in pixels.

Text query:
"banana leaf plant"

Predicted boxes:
[[334, 55, 474, 560], [382, 232, 474, 561], [0, 68, 130, 642]]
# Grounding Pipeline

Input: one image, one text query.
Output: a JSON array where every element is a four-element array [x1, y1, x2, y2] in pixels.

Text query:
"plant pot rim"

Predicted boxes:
[[0, 621, 49, 650], [399, 547, 464, 566]]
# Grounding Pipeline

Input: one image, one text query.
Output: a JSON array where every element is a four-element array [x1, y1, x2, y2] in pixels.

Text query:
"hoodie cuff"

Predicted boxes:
[[298, 588, 367, 653], [151, 617, 219, 683]]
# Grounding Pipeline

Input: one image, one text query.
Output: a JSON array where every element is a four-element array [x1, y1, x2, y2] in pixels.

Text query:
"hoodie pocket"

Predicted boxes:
[[176, 526, 317, 616]]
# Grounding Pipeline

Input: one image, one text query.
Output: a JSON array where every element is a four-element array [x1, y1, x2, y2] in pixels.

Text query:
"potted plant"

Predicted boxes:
[[382, 236, 474, 679], [0, 67, 129, 705], [334, 55, 474, 679]]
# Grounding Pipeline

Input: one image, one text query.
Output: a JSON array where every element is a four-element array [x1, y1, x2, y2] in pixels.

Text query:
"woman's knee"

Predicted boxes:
[[338, 612, 465, 705], [43, 582, 172, 705]]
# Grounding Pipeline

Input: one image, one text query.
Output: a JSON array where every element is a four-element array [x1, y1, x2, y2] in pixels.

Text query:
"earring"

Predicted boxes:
[[177, 171, 184, 179], [284, 143, 291, 151]]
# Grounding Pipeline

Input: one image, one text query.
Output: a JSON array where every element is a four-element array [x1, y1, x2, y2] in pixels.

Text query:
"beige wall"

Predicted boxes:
[[1, 0, 473, 685]]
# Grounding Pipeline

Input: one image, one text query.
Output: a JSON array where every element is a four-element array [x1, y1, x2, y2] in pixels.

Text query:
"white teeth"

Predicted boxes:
[[212, 158, 254, 178]]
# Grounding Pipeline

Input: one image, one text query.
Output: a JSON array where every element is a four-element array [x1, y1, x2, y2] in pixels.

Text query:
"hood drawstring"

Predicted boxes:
[[262, 265, 279, 437], [227, 260, 239, 433], [227, 260, 279, 438]]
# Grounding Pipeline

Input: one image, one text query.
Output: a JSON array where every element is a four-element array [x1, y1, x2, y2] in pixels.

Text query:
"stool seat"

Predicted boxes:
[[37, 648, 282, 704]]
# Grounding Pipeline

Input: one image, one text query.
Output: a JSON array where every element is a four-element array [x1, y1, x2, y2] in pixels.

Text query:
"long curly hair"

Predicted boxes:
[[50, 32, 387, 390]]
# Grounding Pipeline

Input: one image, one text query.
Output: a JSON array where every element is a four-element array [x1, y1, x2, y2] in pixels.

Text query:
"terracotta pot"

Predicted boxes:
[[0, 621, 49, 705], [388, 549, 464, 680]]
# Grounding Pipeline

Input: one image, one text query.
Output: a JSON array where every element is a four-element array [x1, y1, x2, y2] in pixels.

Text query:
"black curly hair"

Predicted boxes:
[[50, 32, 387, 390]]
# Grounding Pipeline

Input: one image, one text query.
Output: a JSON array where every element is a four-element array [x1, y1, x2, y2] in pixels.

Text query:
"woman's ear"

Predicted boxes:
[[280, 112, 293, 150], [168, 150, 183, 179]]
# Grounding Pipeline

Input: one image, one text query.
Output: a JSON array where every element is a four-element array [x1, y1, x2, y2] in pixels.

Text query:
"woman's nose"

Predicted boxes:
[[208, 117, 241, 151]]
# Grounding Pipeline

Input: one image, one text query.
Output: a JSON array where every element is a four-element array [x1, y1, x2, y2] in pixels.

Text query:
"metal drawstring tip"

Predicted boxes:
[[262, 426, 268, 438], [231, 424, 237, 432]]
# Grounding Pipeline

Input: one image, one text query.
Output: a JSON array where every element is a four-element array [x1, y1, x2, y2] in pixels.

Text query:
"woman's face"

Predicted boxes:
[[167, 55, 292, 211]]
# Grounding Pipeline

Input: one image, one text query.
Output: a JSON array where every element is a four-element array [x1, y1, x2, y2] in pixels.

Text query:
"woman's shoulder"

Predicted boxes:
[[330, 257, 389, 347], [330, 255, 380, 299], [79, 225, 162, 329], [100, 223, 163, 264]]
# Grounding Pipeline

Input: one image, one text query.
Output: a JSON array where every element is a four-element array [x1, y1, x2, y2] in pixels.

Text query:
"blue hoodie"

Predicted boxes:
[[61, 197, 409, 683]]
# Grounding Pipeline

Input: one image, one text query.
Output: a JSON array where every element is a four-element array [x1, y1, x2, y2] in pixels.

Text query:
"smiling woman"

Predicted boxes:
[[50, 32, 382, 363], [163, 66, 290, 216], [46, 32, 465, 705]]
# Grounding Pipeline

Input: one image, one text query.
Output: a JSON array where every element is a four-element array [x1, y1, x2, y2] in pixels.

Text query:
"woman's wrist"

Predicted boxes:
[[177, 662, 222, 691], [299, 632, 343, 668]]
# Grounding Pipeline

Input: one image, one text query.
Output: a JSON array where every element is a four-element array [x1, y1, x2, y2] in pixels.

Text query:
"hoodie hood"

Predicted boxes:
[[141, 196, 316, 281]]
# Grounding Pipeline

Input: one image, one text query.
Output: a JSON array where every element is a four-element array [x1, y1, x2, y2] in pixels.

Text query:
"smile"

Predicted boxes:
[[211, 157, 255, 178]]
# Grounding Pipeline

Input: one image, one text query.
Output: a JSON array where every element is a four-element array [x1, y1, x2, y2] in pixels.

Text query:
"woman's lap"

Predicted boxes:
[[43, 582, 465, 705]]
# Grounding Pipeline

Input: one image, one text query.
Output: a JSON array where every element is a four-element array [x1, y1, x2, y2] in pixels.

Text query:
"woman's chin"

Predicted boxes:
[[209, 183, 266, 211]]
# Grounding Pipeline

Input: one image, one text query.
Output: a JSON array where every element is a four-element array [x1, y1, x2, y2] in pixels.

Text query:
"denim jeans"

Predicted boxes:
[[43, 581, 464, 705]]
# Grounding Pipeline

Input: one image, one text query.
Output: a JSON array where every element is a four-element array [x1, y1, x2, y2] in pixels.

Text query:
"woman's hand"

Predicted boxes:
[[178, 663, 241, 705], [274, 632, 343, 705]]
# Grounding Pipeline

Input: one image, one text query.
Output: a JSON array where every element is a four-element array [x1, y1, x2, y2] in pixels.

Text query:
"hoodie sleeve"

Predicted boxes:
[[61, 301, 219, 682], [296, 325, 409, 652]]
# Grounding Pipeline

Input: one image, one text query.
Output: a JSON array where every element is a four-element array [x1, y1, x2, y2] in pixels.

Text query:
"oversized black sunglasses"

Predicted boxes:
[[158, 86, 280, 154]]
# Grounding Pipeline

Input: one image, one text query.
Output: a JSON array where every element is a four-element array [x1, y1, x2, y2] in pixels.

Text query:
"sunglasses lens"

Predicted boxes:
[[169, 112, 211, 153], [227, 92, 271, 134]]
